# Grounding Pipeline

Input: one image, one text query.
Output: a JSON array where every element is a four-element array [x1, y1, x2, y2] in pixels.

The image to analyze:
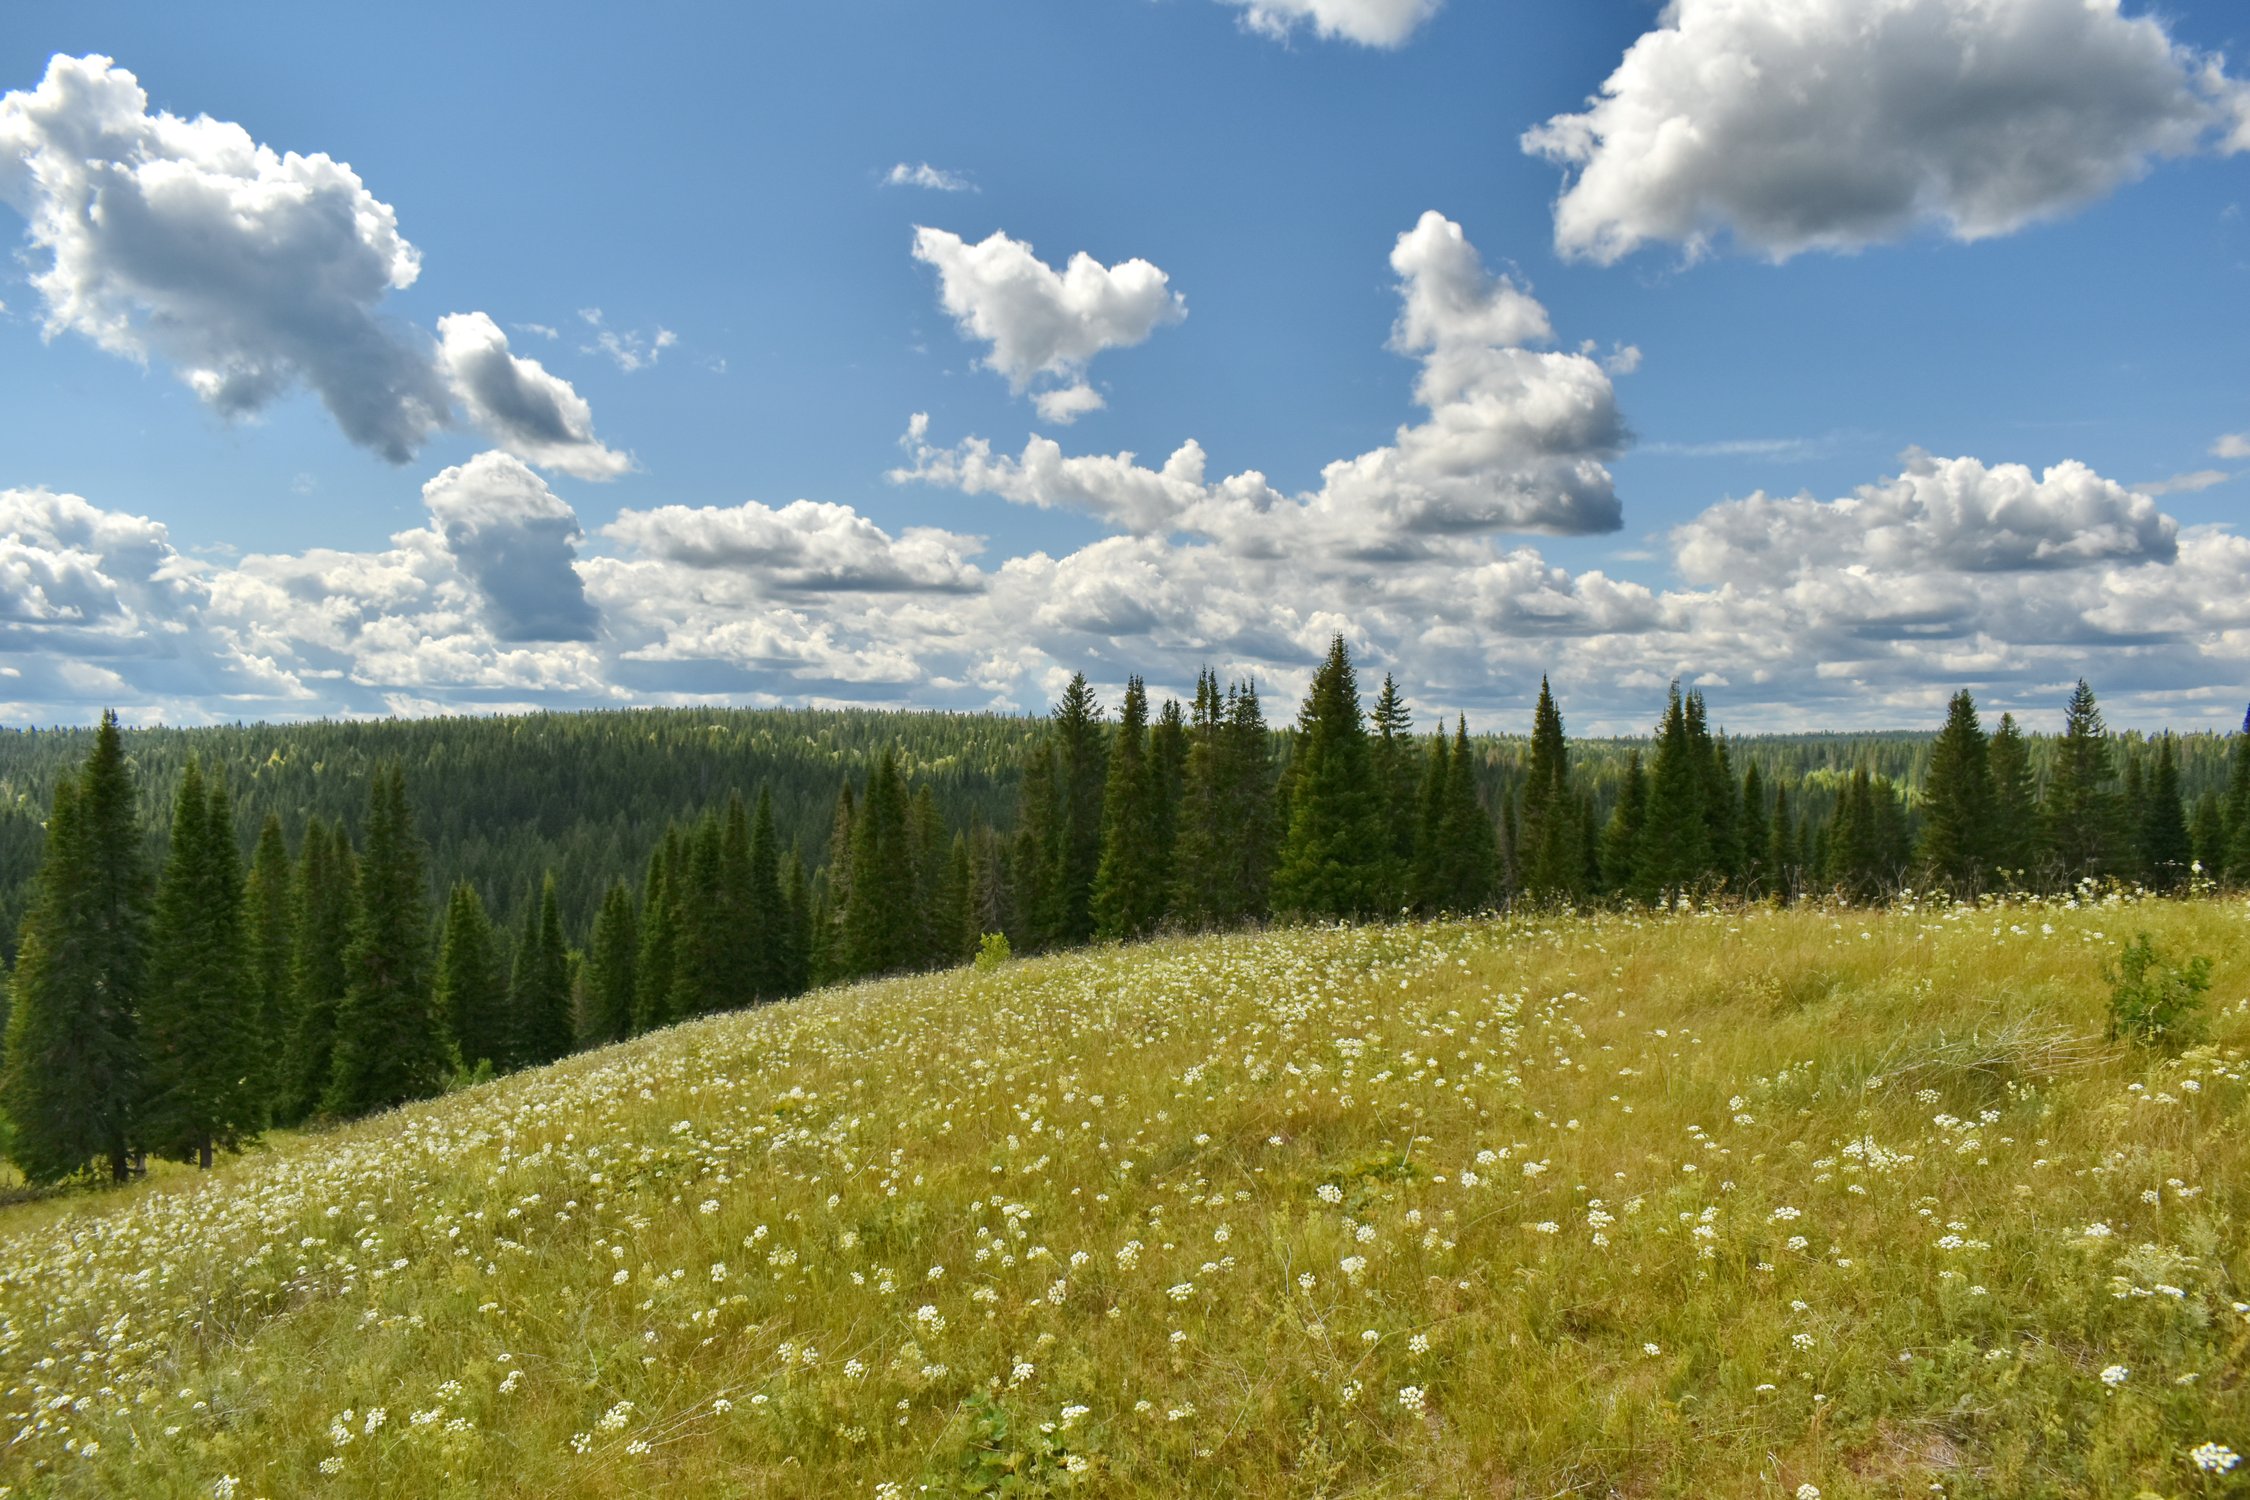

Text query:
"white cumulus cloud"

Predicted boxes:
[[1524, 0, 2250, 263], [911, 226, 1185, 420], [436, 313, 630, 480], [2215, 434, 2250, 460], [419, 451, 601, 642], [1220, 0, 1443, 48], [0, 53, 448, 460], [885, 162, 975, 192]]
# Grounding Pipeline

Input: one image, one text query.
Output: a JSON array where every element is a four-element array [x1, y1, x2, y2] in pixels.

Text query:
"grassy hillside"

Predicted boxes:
[[2, 899, 2246, 1497]]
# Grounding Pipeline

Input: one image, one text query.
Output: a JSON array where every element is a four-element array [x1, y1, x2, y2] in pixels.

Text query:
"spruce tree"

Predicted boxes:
[[632, 845, 679, 1033], [325, 764, 450, 1117], [1635, 685, 1709, 901], [512, 875, 574, 1066], [2141, 735, 2192, 890], [1093, 678, 1165, 940], [1150, 696, 1188, 910], [2190, 791, 2226, 878], [938, 833, 973, 964], [1273, 636, 1385, 920], [1221, 680, 1279, 922], [1051, 675, 1108, 946], [283, 818, 355, 1123], [435, 881, 507, 1072], [584, 879, 638, 1045], [1411, 731, 1450, 913], [2223, 707, 2250, 884], [1369, 674, 1420, 912], [1688, 694, 1741, 884], [779, 849, 812, 994], [967, 824, 1010, 943], [1518, 678, 1579, 903], [843, 751, 917, 976], [137, 766, 262, 1167], [1987, 712, 2038, 885], [1010, 744, 1062, 948], [1432, 716, 1500, 911], [668, 815, 726, 1016], [718, 793, 757, 1004], [908, 785, 949, 968], [1739, 764, 1770, 896], [1917, 690, 1994, 894], [1, 713, 152, 1183], [745, 788, 786, 998], [2042, 679, 2125, 883], [1599, 750, 1647, 897], [1168, 671, 1229, 928], [1766, 784, 1795, 902], [242, 814, 296, 1106]]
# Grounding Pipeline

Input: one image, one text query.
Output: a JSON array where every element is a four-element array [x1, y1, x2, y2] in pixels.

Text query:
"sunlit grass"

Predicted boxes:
[[2, 894, 2247, 1497]]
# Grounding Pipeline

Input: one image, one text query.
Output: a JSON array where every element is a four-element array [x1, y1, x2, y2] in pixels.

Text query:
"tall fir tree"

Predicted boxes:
[[1766, 783, 1796, 902], [1168, 671, 1230, 928], [1739, 764, 1771, 896], [435, 881, 508, 1072], [583, 879, 638, 1046], [2190, 790, 2227, 878], [1599, 750, 1647, 897], [2222, 705, 2250, 884], [1634, 685, 1709, 901], [1987, 712, 2038, 884], [779, 848, 812, 994], [1273, 636, 1385, 920], [1010, 743, 1062, 948], [745, 788, 786, 999], [1051, 675, 1108, 946], [2042, 679, 2125, 882], [908, 785, 949, 968], [1093, 677, 1165, 940], [668, 815, 726, 1016], [967, 823, 1011, 942], [717, 793, 758, 1004], [282, 818, 355, 1123], [1917, 689, 1994, 893], [2141, 735, 2193, 890], [512, 875, 574, 1066], [1518, 678, 1579, 903], [842, 750, 917, 977], [631, 843, 679, 1033], [324, 764, 450, 1117], [1220, 681, 1278, 922], [242, 814, 297, 1105], [1, 712, 151, 1182], [1149, 696, 1188, 909], [1431, 716, 1500, 911], [1369, 674, 1421, 912], [1411, 730, 1450, 913], [139, 763, 263, 1167]]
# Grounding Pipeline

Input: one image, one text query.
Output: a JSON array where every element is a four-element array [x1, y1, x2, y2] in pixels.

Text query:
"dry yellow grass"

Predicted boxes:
[[1, 894, 2246, 1497]]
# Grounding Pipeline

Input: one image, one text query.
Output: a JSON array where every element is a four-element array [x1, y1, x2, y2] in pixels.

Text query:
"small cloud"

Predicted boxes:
[[584, 325, 677, 374], [290, 472, 318, 496], [886, 162, 976, 192], [2138, 468, 2232, 496], [2215, 433, 2250, 459], [578, 307, 605, 327], [1603, 343, 1642, 376], [1644, 436, 1829, 461], [1034, 383, 1106, 425], [514, 322, 560, 340]]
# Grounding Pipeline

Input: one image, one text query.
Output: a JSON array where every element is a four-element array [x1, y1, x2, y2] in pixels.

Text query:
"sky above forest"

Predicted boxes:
[[1, 0, 2247, 734]]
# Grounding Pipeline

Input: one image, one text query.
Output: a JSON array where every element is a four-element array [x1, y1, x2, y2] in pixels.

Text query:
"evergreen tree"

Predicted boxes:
[[1599, 750, 1647, 897], [435, 880, 508, 1071], [325, 764, 450, 1117], [1051, 675, 1108, 946], [668, 815, 726, 1016], [1010, 745, 1061, 949], [2223, 706, 2250, 884], [1917, 690, 1994, 893], [937, 833, 973, 964], [1411, 731, 1450, 913], [2042, 679, 2125, 883], [631, 844, 678, 1033], [282, 818, 355, 1123], [512, 874, 574, 1066], [1987, 713, 2038, 884], [2141, 735, 2192, 890], [2190, 791, 2226, 877], [2, 713, 151, 1182], [1766, 784, 1796, 902], [1635, 685, 1709, 901], [2120, 750, 2150, 883], [1518, 678, 1579, 903], [242, 814, 296, 1104], [745, 788, 786, 999], [967, 824, 1010, 943], [717, 793, 758, 1004], [908, 785, 949, 968], [1739, 764, 1770, 896], [779, 849, 812, 994], [1093, 678, 1165, 940], [843, 750, 917, 976], [1220, 681, 1278, 922], [1273, 637, 1386, 920], [1168, 671, 1229, 928], [1688, 694, 1742, 884], [1369, 674, 1421, 912], [139, 763, 263, 1167], [1432, 716, 1499, 911], [1150, 696, 1188, 909], [583, 879, 638, 1046]]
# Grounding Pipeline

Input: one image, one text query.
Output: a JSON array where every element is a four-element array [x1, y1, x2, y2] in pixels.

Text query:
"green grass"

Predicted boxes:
[[3, 896, 2248, 1497]]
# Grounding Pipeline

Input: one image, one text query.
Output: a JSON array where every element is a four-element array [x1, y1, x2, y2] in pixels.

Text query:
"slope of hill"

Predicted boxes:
[[2, 899, 2246, 1497]]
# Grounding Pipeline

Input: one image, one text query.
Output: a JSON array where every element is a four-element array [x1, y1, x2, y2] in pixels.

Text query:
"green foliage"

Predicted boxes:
[[1273, 636, 1384, 920], [281, 817, 354, 1124], [324, 764, 450, 1116], [2104, 932, 2212, 1048], [1917, 689, 1993, 893], [437, 881, 508, 1072], [925, 1393, 1088, 1496], [512, 875, 575, 1066], [1093, 678, 1164, 941], [583, 879, 638, 1047], [972, 931, 1012, 972]]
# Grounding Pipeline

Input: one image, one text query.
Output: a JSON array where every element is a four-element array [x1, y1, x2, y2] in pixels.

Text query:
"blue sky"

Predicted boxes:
[[1, 0, 2247, 731]]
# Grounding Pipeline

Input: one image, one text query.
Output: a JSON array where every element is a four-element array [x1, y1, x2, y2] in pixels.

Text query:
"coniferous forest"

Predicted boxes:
[[2, 639, 2245, 1184]]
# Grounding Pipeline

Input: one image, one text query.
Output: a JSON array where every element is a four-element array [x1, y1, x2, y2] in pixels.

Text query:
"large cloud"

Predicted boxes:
[[895, 212, 1626, 542], [0, 54, 625, 477], [1219, 0, 1443, 48], [0, 54, 447, 460], [436, 313, 631, 480], [419, 452, 601, 642], [602, 500, 985, 595], [911, 227, 1186, 423], [1524, 0, 2250, 263]]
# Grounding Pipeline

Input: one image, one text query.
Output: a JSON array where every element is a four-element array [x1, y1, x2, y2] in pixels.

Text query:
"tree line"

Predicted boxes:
[[6, 645, 2248, 1183]]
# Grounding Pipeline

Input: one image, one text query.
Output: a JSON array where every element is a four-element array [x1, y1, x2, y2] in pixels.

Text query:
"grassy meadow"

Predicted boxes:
[[2, 895, 2247, 1497]]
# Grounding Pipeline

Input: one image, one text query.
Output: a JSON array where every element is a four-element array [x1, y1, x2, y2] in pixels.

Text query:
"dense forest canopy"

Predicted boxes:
[[0, 696, 2239, 964]]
